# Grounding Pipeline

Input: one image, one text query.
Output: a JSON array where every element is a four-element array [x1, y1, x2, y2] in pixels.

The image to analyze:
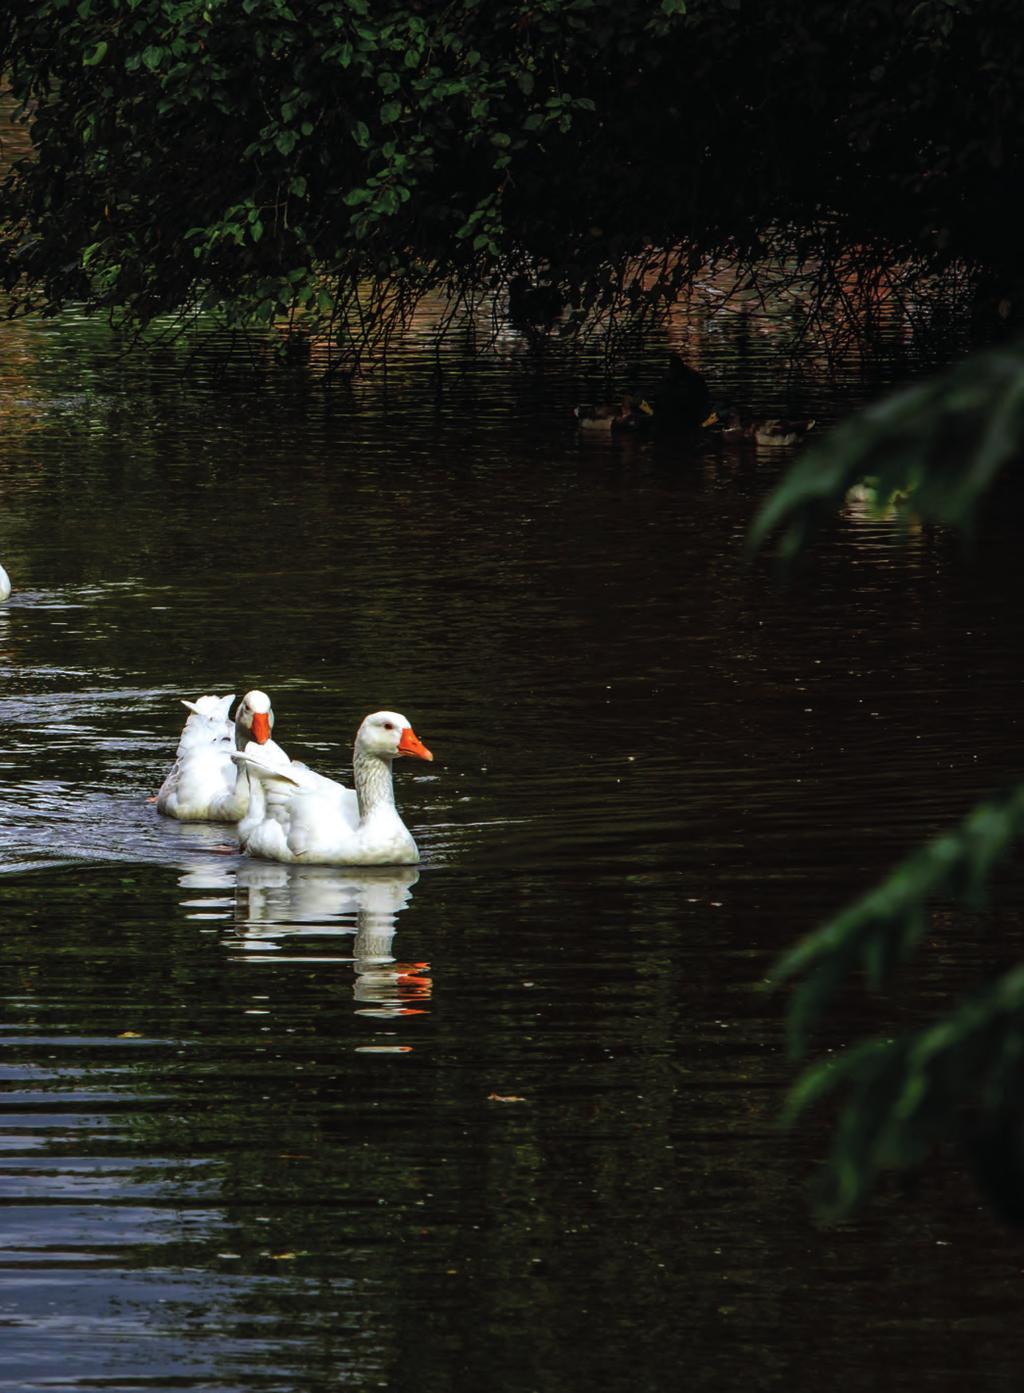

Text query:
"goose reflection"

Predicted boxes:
[[178, 860, 429, 1016]]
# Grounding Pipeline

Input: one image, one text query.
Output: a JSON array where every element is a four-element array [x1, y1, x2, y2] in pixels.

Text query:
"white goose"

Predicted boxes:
[[232, 710, 433, 866], [0, 563, 11, 602], [156, 690, 289, 823]]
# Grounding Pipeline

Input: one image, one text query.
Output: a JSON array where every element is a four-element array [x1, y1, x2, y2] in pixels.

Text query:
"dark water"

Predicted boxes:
[[3, 301, 1024, 1392]]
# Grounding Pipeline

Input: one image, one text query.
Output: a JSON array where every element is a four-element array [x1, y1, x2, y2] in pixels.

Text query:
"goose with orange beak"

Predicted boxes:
[[233, 710, 433, 866], [155, 689, 289, 822]]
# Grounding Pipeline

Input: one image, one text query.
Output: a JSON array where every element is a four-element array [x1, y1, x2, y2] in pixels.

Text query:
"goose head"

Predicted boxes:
[[356, 710, 433, 763], [235, 690, 274, 747]]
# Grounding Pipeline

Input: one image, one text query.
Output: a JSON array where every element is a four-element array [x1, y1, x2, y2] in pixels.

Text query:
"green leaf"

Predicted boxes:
[[783, 967, 1024, 1221], [275, 129, 299, 156], [83, 40, 108, 66], [352, 121, 370, 147], [771, 783, 1024, 1057], [380, 101, 401, 124], [748, 341, 1024, 561]]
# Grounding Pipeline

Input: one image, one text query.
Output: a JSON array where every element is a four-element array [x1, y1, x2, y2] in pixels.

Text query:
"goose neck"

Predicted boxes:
[[354, 747, 396, 819]]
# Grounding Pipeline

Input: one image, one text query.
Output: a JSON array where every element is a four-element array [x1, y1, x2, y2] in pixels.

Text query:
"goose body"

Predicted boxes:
[[156, 690, 287, 823], [0, 564, 10, 601], [234, 710, 433, 866]]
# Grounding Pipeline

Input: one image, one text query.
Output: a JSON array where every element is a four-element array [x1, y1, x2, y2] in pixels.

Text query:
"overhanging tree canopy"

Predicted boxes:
[[2, 0, 1024, 364], [750, 334, 1024, 1222]]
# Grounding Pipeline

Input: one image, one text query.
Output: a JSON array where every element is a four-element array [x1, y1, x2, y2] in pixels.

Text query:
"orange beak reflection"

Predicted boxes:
[[249, 712, 272, 745], [398, 726, 433, 761]]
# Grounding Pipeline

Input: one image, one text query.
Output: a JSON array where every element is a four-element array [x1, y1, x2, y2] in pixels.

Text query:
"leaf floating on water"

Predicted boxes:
[[487, 1092, 526, 1103], [118, 1031, 142, 1038]]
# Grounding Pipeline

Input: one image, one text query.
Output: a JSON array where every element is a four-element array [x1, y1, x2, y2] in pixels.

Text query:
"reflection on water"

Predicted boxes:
[[5, 290, 1024, 1390], [179, 861, 428, 1021]]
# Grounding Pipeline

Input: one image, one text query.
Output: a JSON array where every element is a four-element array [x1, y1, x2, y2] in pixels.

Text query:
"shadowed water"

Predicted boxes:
[[3, 301, 1024, 1392]]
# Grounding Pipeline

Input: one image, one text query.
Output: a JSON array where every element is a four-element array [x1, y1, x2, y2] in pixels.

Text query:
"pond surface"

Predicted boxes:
[[2, 304, 1024, 1392]]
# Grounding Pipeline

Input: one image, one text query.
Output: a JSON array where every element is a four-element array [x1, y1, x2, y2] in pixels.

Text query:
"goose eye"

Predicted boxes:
[[383, 722, 394, 731]]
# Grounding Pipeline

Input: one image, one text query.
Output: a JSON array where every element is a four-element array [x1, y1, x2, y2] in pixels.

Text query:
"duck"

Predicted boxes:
[[155, 689, 289, 823], [649, 353, 714, 431], [845, 477, 916, 516], [720, 409, 816, 447], [0, 563, 10, 602], [573, 391, 653, 432], [507, 275, 564, 334], [232, 710, 433, 866]]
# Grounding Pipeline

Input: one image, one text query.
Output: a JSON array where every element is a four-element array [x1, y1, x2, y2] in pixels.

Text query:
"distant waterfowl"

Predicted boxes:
[[574, 356, 715, 434], [507, 276, 564, 334], [720, 409, 816, 447], [233, 710, 433, 866], [845, 477, 916, 515], [156, 689, 289, 823], [574, 391, 653, 432], [0, 563, 10, 601], [650, 353, 714, 430]]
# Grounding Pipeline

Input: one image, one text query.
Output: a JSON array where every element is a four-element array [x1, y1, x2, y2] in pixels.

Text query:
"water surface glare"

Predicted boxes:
[[3, 310, 1024, 1390]]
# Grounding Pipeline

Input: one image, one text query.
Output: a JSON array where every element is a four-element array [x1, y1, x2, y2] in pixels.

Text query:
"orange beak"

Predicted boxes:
[[250, 711, 271, 745], [398, 726, 433, 761]]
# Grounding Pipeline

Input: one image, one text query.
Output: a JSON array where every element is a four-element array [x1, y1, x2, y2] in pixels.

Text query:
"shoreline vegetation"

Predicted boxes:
[[3, 3, 1022, 374]]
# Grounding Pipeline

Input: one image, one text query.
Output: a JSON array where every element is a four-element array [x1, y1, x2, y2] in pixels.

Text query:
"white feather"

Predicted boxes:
[[233, 710, 430, 866]]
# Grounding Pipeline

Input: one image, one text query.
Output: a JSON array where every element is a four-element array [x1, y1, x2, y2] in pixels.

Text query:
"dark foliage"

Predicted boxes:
[[3, 1, 1024, 363], [751, 339, 1024, 1222]]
